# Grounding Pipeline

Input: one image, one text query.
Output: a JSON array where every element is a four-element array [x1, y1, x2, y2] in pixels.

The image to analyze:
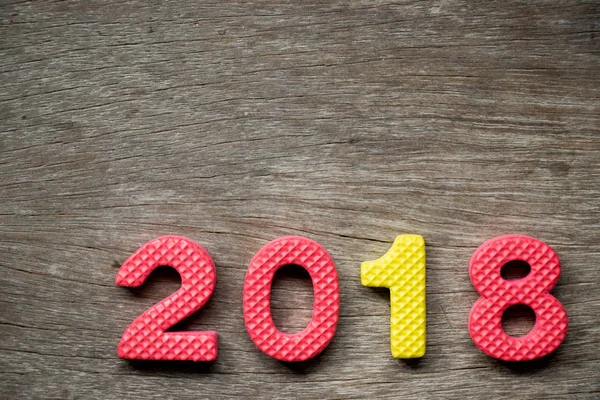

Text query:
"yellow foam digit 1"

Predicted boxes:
[[360, 234, 426, 358]]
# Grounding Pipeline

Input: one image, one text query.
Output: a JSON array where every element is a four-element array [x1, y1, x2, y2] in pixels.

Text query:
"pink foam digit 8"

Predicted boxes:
[[116, 235, 218, 361], [243, 236, 340, 362], [468, 234, 568, 361]]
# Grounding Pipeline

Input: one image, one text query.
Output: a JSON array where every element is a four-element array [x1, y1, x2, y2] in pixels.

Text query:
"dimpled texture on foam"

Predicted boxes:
[[361, 234, 426, 358], [116, 235, 217, 361], [468, 234, 568, 361], [243, 236, 340, 362]]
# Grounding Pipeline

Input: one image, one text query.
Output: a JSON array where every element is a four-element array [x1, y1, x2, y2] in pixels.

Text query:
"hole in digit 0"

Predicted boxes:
[[270, 264, 314, 334]]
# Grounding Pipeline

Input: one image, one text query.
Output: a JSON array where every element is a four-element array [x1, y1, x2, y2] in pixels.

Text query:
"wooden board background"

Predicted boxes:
[[1, 0, 599, 399]]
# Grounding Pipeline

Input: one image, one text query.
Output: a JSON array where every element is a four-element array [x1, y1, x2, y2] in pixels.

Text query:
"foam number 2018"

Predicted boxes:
[[116, 234, 568, 363]]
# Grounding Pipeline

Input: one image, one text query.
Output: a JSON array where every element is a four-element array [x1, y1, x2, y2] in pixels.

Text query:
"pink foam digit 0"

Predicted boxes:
[[243, 236, 340, 362], [116, 235, 218, 361], [468, 234, 568, 361]]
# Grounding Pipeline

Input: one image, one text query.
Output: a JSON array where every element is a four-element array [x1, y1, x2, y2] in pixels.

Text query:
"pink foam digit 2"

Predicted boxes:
[[468, 234, 568, 361], [243, 236, 340, 362], [116, 235, 218, 361]]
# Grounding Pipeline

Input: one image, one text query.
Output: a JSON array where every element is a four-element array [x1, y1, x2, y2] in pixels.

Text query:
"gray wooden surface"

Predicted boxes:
[[1, 0, 599, 399]]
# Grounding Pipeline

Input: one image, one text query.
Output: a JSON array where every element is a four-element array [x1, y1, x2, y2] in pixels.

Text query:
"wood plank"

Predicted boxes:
[[1, 0, 598, 398]]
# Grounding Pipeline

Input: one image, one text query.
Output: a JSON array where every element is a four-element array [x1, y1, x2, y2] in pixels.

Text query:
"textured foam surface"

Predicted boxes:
[[468, 234, 567, 361], [116, 235, 218, 361], [361, 234, 426, 358], [243, 236, 340, 362]]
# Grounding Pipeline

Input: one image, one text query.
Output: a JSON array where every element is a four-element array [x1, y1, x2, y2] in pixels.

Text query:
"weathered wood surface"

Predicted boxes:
[[1, 0, 599, 399]]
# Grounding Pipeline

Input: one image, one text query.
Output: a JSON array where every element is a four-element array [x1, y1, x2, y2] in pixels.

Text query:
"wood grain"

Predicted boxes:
[[1, 0, 599, 398]]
